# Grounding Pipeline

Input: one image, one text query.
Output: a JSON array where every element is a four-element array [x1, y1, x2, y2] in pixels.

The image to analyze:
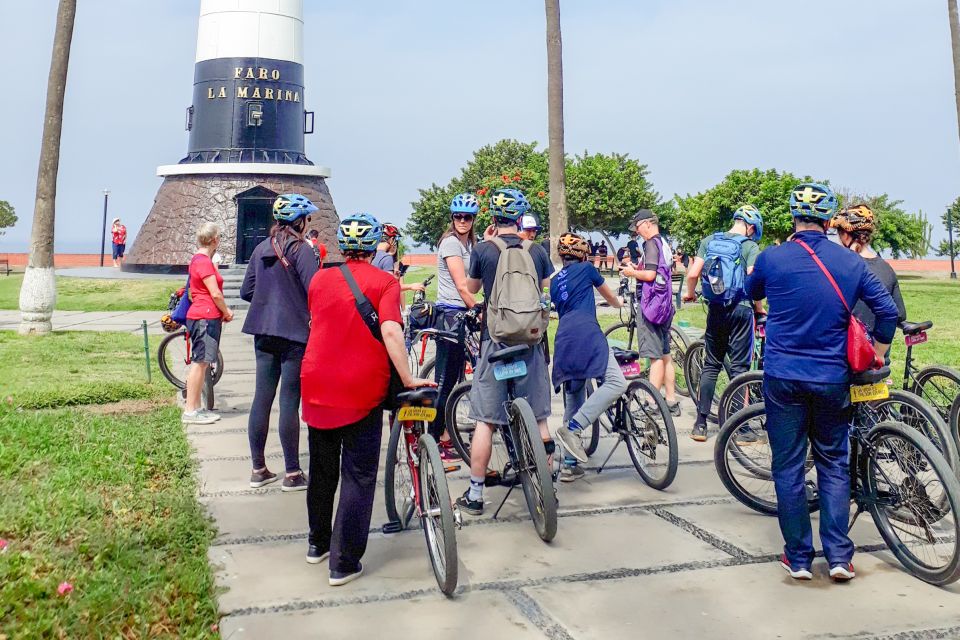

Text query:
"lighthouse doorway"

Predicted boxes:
[[235, 186, 278, 264]]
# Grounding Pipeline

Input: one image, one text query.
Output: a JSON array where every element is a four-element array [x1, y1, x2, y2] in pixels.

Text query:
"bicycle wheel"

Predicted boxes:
[[202, 372, 215, 411], [869, 390, 959, 473], [406, 333, 436, 377], [915, 365, 960, 427], [623, 378, 678, 490], [417, 435, 459, 595], [210, 351, 224, 386], [158, 330, 188, 389], [444, 381, 510, 471], [683, 340, 728, 424], [670, 326, 691, 397], [864, 421, 960, 585], [579, 379, 603, 457], [508, 397, 557, 542], [603, 322, 635, 350], [951, 395, 960, 449], [717, 370, 764, 427], [714, 403, 818, 516], [384, 420, 416, 530]]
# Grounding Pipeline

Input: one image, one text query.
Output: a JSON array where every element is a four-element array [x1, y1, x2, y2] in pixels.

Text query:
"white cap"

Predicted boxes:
[[520, 214, 541, 230]]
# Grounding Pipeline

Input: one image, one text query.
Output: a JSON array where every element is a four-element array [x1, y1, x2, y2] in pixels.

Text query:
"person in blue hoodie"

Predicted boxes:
[[550, 232, 626, 482], [746, 183, 898, 583], [240, 194, 321, 492]]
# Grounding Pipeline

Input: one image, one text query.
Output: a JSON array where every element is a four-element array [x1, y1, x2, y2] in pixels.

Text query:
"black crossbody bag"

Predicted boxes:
[[338, 265, 405, 410]]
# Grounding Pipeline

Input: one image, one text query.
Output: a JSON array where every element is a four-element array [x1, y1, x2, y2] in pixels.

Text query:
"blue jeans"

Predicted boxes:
[[763, 374, 853, 568]]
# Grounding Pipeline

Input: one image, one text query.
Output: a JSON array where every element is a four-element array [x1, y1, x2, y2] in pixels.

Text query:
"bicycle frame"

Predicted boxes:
[[399, 419, 426, 519], [902, 332, 923, 392]]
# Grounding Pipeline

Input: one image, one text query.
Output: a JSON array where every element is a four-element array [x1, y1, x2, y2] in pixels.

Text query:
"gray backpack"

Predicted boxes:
[[486, 237, 550, 345]]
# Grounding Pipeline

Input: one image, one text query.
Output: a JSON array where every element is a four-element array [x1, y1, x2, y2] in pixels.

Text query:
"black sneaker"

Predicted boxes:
[[249, 468, 278, 488], [282, 471, 308, 492], [329, 563, 363, 586], [455, 490, 483, 516], [691, 423, 708, 442], [306, 545, 329, 565], [667, 401, 682, 417]]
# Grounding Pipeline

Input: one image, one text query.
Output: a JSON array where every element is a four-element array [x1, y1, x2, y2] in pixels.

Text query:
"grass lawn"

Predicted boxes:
[[0, 332, 170, 409], [0, 275, 175, 312]]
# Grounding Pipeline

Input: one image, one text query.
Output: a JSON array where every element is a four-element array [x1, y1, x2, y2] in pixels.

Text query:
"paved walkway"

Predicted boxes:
[[192, 315, 960, 639], [0, 309, 169, 334]]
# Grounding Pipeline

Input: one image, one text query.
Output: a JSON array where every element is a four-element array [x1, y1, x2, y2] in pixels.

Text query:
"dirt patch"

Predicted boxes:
[[84, 396, 175, 415]]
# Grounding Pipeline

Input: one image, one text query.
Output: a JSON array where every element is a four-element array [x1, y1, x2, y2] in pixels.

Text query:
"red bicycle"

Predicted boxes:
[[383, 388, 460, 596]]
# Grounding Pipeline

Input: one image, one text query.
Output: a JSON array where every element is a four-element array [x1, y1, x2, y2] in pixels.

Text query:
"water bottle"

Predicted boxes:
[[707, 260, 725, 296]]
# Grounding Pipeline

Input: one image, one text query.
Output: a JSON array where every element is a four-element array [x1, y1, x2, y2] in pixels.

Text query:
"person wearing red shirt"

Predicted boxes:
[[182, 223, 234, 425], [300, 213, 432, 586], [111, 218, 127, 268]]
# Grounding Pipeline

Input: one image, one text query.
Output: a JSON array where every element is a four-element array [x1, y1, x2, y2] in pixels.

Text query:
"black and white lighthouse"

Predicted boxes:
[[126, 0, 340, 271]]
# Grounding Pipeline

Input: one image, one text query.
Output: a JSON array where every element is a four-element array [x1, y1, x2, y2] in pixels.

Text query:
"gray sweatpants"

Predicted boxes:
[[563, 347, 629, 428]]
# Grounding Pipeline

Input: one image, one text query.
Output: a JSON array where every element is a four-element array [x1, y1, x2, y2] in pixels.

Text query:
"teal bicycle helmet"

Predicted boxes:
[[338, 213, 383, 252]]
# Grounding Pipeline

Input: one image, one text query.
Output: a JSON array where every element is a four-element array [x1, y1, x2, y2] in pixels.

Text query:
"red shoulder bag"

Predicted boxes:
[[794, 239, 882, 374]]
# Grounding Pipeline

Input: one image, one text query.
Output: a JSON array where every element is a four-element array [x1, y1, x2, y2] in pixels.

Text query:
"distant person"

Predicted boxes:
[[239, 194, 320, 492], [830, 205, 907, 334], [372, 223, 423, 294], [626, 234, 641, 264], [111, 218, 127, 268], [597, 241, 609, 270], [306, 229, 327, 265], [299, 213, 433, 585], [518, 214, 542, 242], [182, 223, 233, 425], [616, 246, 627, 263]]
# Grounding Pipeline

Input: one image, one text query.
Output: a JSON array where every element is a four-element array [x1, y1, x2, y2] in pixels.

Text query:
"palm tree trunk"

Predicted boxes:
[[950, 0, 960, 152], [19, 0, 76, 335], [544, 0, 568, 263]]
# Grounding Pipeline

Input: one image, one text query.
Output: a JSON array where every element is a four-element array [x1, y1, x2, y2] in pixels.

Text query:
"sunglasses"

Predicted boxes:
[[452, 214, 475, 223]]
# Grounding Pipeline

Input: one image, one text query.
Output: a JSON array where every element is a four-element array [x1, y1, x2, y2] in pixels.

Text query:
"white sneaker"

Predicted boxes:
[[829, 563, 855, 582], [182, 410, 217, 425], [560, 465, 585, 483], [780, 554, 812, 580], [198, 409, 221, 422], [555, 425, 588, 463]]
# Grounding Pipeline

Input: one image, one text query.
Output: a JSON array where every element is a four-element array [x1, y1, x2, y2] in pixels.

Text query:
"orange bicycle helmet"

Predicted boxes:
[[831, 204, 875, 233], [558, 232, 590, 261]]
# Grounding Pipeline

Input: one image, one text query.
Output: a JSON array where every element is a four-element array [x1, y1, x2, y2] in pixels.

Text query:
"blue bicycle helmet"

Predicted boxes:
[[450, 193, 480, 215], [489, 188, 530, 222], [337, 213, 383, 252], [733, 205, 764, 242], [789, 183, 838, 221], [273, 193, 318, 222]]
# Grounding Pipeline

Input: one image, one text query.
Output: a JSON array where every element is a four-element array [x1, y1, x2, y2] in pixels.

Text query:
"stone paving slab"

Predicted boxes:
[[210, 510, 729, 615], [218, 590, 545, 640], [525, 554, 960, 640]]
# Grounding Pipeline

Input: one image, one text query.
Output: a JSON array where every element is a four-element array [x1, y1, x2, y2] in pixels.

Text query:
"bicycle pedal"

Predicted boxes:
[[443, 463, 461, 474], [382, 521, 403, 535], [484, 471, 503, 487]]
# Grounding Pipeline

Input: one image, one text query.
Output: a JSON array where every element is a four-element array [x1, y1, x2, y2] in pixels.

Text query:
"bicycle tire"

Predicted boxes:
[[864, 420, 960, 586], [384, 419, 416, 530], [683, 339, 729, 424], [914, 365, 960, 428], [714, 403, 818, 516], [202, 372, 215, 411], [623, 378, 678, 490], [158, 330, 188, 389], [418, 435, 459, 595], [603, 322, 635, 351], [717, 370, 765, 427], [950, 395, 960, 451], [420, 357, 435, 380], [445, 381, 474, 463], [580, 379, 603, 457], [871, 390, 959, 473], [508, 397, 557, 542], [670, 326, 691, 398]]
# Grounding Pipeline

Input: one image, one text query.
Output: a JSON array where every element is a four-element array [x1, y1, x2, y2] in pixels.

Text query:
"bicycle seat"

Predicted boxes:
[[900, 320, 932, 336], [850, 367, 890, 386], [487, 344, 530, 364], [613, 349, 640, 365], [396, 387, 439, 406]]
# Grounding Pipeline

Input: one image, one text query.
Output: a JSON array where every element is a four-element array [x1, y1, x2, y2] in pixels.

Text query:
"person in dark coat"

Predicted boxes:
[[240, 193, 320, 492]]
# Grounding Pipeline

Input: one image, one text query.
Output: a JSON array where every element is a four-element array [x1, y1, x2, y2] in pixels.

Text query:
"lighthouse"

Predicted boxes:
[[126, 0, 340, 272]]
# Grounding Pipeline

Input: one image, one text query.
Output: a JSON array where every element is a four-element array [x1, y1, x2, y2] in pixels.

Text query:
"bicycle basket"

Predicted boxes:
[[407, 301, 436, 336]]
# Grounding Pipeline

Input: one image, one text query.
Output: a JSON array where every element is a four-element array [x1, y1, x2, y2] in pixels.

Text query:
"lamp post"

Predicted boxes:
[[99, 189, 110, 267], [950, 206, 958, 280]]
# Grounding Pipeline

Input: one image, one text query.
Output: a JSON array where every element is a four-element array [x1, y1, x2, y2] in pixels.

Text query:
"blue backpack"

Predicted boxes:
[[701, 233, 749, 306]]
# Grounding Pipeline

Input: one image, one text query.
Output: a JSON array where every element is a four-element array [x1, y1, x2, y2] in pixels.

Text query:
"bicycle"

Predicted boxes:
[[559, 348, 679, 489], [897, 320, 960, 443], [409, 306, 482, 382], [684, 311, 766, 425], [157, 327, 222, 411], [714, 366, 960, 585], [382, 387, 460, 596], [603, 276, 690, 397], [404, 275, 436, 375], [444, 344, 558, 542]]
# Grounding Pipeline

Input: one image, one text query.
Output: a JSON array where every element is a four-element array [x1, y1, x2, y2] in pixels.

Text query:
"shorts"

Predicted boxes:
[[186, 318, 222, 364], [112, 243, 126, 259], [636, 315, 671, 359], [468, 340, 552, 426]]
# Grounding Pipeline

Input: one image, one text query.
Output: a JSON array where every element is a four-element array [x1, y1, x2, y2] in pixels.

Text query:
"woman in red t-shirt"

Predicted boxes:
[[300, 213, 433, 586], [182, 223, 234, 425]]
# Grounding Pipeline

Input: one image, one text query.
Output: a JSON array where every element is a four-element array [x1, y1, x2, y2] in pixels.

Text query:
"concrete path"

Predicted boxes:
[[0, 309, 169, 334], [191, 318, 960, 640]]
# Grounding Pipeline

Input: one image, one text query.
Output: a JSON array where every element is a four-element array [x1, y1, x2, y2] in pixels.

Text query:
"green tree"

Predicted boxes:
[[565, 151, 666, 250], [0, 200, 16, 236], [936, 197, 960, 259], [673, 169, 818, 252]]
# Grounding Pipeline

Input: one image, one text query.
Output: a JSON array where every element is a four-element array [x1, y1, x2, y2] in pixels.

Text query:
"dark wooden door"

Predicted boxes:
[[236, 197, 274, 264]]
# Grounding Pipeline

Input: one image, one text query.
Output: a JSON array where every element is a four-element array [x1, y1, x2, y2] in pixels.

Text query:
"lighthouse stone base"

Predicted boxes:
[[125, 173, 341, 272]]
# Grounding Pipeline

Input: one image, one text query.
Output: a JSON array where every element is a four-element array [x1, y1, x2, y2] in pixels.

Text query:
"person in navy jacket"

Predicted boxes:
[[745, 183, 898, 583]]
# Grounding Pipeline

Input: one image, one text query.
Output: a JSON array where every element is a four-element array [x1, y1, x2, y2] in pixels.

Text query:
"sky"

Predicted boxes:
[[1, 0, 959, 253]]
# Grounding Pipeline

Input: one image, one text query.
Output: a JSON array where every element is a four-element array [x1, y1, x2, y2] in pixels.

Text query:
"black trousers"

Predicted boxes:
[[696, 303, 755, 424], [306, 410, 383, 573], [432, 307, 467, 441], [248, 335, 305, 473]]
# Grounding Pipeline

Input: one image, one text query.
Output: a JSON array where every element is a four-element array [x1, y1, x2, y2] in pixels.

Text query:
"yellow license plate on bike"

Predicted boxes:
[[851, 382, 889, 403], [397, 406, 437, 422]]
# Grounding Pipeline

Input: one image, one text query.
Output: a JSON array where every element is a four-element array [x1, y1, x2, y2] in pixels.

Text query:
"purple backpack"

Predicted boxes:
[[640, 238, 675, 326]]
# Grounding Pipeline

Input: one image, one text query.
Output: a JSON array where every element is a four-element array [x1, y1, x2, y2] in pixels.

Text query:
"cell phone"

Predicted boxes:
[[398, 263, 410, 277]]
